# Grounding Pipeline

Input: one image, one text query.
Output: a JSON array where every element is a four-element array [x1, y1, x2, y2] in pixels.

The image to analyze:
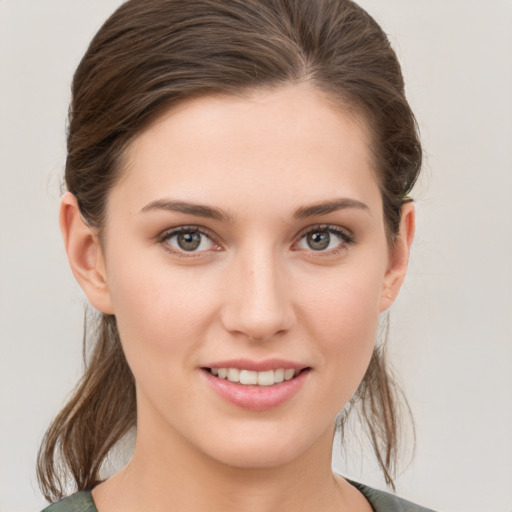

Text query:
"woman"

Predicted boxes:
[[38, 0, 434, 510]]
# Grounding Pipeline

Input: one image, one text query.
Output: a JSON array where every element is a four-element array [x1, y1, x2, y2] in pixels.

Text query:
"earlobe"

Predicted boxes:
[[59, 192, 114, 314], [379, 202, 415, 312]]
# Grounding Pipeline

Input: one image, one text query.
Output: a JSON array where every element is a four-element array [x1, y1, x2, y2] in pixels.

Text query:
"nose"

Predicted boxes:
[[219, 247, 295, 342]]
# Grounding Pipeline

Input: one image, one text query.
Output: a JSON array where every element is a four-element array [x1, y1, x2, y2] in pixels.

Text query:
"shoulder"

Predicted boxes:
[[348, 480, 437, 512], [41, 491, 98, 512]]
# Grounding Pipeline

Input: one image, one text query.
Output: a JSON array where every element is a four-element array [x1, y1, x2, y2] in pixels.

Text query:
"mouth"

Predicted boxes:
[[203, 367, 310, 387], [201, 362, 311, 410]]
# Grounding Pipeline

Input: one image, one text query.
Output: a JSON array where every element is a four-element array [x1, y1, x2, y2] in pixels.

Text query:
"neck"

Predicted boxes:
[[92, 398, 370, 512], [93, 426, 358, 512]]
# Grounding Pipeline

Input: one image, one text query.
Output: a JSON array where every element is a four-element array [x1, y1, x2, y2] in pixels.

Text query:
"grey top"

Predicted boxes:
[[41, 481, 437, 512]]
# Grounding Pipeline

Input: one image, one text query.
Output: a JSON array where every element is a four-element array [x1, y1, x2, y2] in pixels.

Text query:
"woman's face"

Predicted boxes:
[[76, 84, 412, 469]]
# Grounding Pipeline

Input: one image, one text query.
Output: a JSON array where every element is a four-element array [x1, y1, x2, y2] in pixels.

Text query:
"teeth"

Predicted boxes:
[[257, 370, 274, 386], [239, 370, 258, 385], [274, 368, 284, 383], [284, 369, 295, 381], [210, 367, 299, 386], [227, 368, 239, 382]]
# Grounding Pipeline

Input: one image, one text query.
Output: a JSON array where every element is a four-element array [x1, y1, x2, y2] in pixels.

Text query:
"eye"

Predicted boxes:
[[295, 226, 354, 253], [160, 227, 218, 254]]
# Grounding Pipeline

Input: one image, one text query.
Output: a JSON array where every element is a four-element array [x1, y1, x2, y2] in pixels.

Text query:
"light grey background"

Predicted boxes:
[[1, 1, 511, 511]]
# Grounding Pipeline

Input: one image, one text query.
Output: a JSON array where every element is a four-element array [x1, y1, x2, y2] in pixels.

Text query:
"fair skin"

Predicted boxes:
[[61, 84, 414, 512]]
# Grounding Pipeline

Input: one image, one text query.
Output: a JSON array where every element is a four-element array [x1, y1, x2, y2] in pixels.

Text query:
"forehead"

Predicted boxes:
[[114, 84, 380, 217]]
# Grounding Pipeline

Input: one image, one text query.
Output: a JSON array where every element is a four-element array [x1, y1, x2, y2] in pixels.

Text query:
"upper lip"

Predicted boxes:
[[202, 358, 310, 372]]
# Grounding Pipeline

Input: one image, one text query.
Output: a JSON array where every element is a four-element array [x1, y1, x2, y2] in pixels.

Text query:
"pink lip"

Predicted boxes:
[[203, 358, 307, 372], [201, 367, 311, 411]]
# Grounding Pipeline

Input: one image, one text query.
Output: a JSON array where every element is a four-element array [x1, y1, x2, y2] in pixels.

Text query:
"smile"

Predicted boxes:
[[202, 365, 311, 410], [208, 367, 299, 386]]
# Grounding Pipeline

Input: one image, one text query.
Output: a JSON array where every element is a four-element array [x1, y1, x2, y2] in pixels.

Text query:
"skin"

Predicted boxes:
[[61, 84, 414, 512]]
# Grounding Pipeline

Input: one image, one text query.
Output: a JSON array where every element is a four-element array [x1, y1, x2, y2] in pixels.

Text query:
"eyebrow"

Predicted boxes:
[[139, 197, 369, 222], [139, 199, 234, 223], [292, 198, 369, 219]]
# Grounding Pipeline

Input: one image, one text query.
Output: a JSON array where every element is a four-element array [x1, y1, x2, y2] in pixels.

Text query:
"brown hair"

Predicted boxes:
[[38, 0, 421, 501]]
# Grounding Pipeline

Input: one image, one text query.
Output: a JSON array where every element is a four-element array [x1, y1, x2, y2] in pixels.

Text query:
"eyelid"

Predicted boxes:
[[295, 223, 354, 242], [157, 225, 223, 255], [293, 223, 355, 253], [155, 223, 354, 257]]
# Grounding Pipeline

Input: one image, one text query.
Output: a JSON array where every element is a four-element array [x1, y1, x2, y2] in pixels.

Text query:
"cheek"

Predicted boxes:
[[302, 267, 384, 341], [106, 264, 224, 424], [105, 252, 219, 369], [297, 261, 386, 392]]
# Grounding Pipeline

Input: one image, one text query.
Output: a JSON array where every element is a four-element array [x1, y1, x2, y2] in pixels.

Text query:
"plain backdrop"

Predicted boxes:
[[1, 1, 511, 511]]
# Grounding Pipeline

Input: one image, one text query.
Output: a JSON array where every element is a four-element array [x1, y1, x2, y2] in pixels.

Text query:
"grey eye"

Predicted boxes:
[[306, 231, 331, 251], [164, 229, 215, 253], [296, 227, 350, 253], [177, 231, 202, 251]]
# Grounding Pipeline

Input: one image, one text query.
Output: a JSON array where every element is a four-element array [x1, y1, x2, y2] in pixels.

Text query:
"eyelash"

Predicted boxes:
[[158, 225, 221, 257], [157, 224, 355, 258], [294, 224, 355, 256]]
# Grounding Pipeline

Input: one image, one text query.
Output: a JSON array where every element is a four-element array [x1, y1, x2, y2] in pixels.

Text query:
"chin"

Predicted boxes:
[[208, 446, 305, 471], [195, 420, 333, 471]]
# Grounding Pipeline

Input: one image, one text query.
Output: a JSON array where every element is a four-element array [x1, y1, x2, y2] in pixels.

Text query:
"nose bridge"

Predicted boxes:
[[221, 243, 294, 341]]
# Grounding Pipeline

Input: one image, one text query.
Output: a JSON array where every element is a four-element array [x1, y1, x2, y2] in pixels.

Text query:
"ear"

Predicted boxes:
[[59, 192, 114, 314], [379, 202, 415, 312]]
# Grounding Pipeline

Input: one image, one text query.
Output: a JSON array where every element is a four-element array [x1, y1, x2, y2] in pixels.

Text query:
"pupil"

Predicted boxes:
[[177, 231, 201, 251], [307, 231, 330, 250]]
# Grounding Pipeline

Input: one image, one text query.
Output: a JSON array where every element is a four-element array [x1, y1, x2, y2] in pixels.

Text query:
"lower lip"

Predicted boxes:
[[202, 369, 310, 411]]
